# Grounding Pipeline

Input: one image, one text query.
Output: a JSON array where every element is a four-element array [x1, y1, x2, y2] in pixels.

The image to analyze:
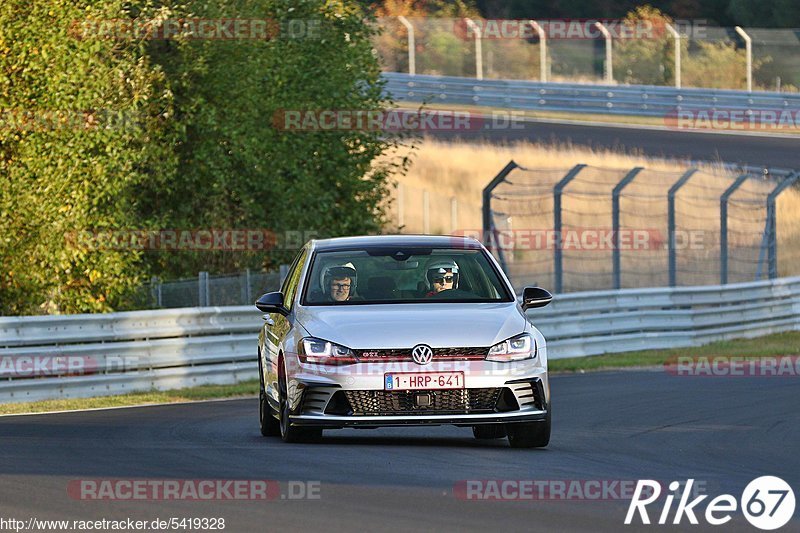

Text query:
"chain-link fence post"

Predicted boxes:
[[150, 276, 162, 308], [198, 271, 209, 307], [668, 169, 698, 286], [720, 174, 751, 284], [612, 167, 643, 289], [482, 161, 519, 275], [553, 164, 586, 293]]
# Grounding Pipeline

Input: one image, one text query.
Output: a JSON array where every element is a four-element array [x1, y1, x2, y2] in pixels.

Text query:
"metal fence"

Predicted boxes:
[[382, 71, 800, 119], [481, 162, 800, 293], [375, 18, 800, 91], [133, 269, 284, 309], [0, 306, 260, 403], [2, 276, 798, 403]]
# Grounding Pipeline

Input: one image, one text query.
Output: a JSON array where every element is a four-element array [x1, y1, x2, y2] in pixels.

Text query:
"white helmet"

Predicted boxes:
[[426, 259, 459, 290], [322, 262, 357, 294]]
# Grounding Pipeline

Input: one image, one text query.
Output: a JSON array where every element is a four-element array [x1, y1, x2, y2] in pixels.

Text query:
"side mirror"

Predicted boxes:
[[255, 291, 289, 315], [522, 286, 552, 311]]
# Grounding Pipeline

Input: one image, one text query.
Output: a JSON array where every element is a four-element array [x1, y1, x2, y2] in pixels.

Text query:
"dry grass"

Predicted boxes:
[[380, 138, 800, 285], [0, 381, 258, 416]]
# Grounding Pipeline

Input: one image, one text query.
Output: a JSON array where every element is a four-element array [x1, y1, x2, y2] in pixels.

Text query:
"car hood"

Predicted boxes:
[[295, 302, 527, 349]]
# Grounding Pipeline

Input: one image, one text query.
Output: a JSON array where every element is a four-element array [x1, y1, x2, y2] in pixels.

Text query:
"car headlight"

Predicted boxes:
[[486, 333, 536, 362], [299, 337, 357, 365]]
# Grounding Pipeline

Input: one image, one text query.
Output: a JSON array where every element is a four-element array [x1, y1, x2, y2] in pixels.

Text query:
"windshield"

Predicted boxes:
[[302, 247, 513, 305]]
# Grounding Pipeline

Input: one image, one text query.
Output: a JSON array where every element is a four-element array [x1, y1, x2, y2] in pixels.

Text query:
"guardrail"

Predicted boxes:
[[529, 275, 800, 357], [1, 275, 798, 403], [382, 72, 800, 118], [0, 307, 261, 403]]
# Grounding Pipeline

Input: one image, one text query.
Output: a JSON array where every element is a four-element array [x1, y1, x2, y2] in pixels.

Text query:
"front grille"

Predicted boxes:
[[340, 388, 502, 416], [434, 347, 489, 358], [353, 346, 489, 361]]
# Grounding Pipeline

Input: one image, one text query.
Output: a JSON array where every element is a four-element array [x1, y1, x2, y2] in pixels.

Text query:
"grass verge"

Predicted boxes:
[[0, 380, 258, 416], [2, 331, 798, 415], [549, 331, 800, 372]]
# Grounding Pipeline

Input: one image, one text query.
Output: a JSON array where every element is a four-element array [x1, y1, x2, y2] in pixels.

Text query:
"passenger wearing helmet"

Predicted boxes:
[[425, 259, 459, 297], [322, 262, 357, 302]]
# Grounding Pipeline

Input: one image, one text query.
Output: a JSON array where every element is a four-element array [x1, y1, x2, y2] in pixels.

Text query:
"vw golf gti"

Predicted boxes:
[[256, 235, 552, 447]]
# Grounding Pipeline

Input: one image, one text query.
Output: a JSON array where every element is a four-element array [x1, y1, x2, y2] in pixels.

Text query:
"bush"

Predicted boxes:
[[0, 0, 177, 314], [0, 0, 399, 314]]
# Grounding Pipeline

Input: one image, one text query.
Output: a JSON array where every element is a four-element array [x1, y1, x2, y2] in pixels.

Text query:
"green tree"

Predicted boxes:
[[0, 0, 177, 315], [1, 0, 401, 314], [682, 40, 758, 89], [142, 0, 400, 278], [612, 5, 763, 89], [614, 6, 675, 85]]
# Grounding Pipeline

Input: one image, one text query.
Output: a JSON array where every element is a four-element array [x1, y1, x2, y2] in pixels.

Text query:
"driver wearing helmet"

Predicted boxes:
[[322, 262, 357, 302], [424, 259, 459, 297]]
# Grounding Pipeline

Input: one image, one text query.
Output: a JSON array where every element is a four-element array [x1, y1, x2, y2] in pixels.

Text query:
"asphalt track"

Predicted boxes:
[[427, 119, 799, 170], [1, 370, 798, 532]]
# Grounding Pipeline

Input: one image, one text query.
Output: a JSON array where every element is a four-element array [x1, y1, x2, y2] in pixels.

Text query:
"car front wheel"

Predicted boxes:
[[506, 407, 551, 448], [278, 359, 322, 443], [259, 355, 280, 437]]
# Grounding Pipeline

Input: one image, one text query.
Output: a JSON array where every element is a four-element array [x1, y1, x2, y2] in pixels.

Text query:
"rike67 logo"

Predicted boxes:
[[626, 477, 795, 530]]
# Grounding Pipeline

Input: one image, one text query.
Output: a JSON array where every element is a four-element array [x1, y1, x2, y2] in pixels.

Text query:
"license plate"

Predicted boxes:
[[384, 372, 465, 391]]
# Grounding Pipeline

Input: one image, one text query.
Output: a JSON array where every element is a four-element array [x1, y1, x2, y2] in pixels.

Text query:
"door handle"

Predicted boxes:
[[262, 315, 275, 326]]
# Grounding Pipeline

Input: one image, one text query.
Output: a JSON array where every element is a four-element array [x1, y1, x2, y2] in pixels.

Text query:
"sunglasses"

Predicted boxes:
[[433, 276, 454, 284]]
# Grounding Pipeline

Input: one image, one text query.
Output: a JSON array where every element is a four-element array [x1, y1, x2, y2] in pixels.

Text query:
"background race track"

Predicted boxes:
[[1, 371, 798, 532], [428, 118, 800, 170]]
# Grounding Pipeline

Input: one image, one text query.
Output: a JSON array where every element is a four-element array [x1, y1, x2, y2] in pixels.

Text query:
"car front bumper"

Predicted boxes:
[[282, 358, 549, 429], [289, 409, 548, 428]]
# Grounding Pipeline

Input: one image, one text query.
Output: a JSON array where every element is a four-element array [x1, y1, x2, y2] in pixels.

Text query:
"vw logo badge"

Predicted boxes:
[[411, 344, 433, 365]]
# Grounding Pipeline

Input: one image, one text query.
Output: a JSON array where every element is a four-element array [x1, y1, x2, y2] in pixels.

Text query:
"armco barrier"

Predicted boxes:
[[1, 276, 799, 403], [0, 307, 261, 404], [529, 276, 800, 357], [382, 72, 800, 119]]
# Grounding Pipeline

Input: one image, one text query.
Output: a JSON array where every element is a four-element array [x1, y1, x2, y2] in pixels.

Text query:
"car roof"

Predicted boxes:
[[311, 234, 482, 252]]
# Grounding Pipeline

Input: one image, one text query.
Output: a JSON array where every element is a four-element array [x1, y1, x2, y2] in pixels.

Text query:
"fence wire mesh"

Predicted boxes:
[[133, 270, 282, 309], [375, 17, 800, 90], [485, 163, 800, 292]]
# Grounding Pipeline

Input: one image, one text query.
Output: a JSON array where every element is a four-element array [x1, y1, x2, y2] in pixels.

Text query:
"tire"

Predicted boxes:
[[507, 407, 551, 449], [259, 355, 280, 437], [278, 358, 322, 443], [472, 424, 507, 439]]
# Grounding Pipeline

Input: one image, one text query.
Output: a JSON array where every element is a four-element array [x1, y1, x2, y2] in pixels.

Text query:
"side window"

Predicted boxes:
[[282, 249, 307, 311]]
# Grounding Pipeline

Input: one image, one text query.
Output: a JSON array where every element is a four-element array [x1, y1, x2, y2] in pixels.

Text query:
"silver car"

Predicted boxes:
[[256, 235, 552, 448]]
